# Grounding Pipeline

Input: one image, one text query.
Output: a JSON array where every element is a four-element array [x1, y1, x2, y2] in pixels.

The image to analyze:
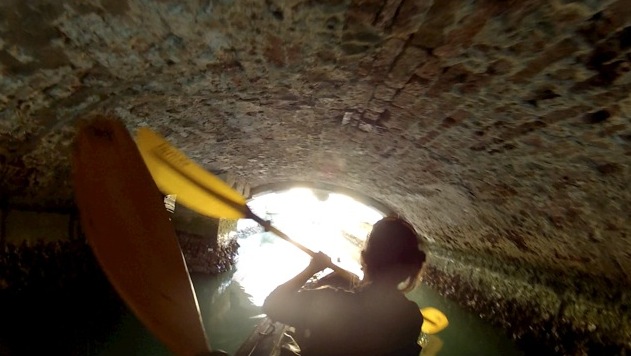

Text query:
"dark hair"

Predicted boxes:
[[361, 216, 426, 291]]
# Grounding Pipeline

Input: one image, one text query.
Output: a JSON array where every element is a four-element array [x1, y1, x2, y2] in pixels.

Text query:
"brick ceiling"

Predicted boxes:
[[0, 0, 629, 283]]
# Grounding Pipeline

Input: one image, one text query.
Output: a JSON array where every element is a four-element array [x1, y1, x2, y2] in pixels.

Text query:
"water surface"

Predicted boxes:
[[193, 231, 523, 356], [96, 230, 523, 355]]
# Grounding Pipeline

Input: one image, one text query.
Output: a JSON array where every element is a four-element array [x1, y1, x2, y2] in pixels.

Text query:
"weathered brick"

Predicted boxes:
[[386, 45, 428, 87], [382, 106, 417, 130], [264, 35, 285, 67], [357, 56, 376, 77], [459, 73, 491, 95], [433, 44, 461, 59], [372, 38, 406, 70], [550, 1, 591, 28], [448, 109, 470, 124], [363, 109, 382, 122], [512, 38, 579, 82], [411, 0, 459, 49], [487, 58, 514, 75], [345, 0, 383, 27], [417, 129, 441, 145], [341, 28, 383, 44], [446, 2, 498, 47], [373, 84, 398, 101], [390, 0, 433, 37], [366, 98, 388, 114], [411, 96, 440, 116], [375, 0, 403, 30], [426, 64, 472, 96], [414, 55, 442, 80], [286, 44, 303, 66], [608, 0, 631, 32], [391, 80, 427, 108], [541, 106, 590, 124]]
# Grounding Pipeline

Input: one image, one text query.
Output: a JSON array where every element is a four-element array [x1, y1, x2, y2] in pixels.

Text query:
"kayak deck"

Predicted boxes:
[[235, 317, 292, 356]]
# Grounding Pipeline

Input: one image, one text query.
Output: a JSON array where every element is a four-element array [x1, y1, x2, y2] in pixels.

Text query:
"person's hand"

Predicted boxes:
[[307, 251, 332, 274]]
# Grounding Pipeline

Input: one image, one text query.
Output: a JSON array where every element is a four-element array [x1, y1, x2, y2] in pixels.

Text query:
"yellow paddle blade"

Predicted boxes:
[[421, 307, 449, 334], [135, 127, 246, 219]]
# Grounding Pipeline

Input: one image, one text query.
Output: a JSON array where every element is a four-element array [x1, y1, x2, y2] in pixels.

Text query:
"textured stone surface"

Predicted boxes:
[[170, 201, 240, 274], [424, 249, 631, 354], [1, 0, 630, 350]]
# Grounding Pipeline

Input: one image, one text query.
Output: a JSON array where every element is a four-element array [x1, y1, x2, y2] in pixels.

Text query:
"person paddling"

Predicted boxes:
[[263, 216, 427, 356]]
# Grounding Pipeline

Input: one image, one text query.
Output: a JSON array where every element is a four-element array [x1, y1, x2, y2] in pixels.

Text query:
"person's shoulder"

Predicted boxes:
[[395, 296, 423, 326], [405, 298, 421, 311], [299, 285, 356, 304]]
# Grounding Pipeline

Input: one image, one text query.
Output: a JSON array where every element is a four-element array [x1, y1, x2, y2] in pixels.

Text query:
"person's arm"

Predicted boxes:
[[262, 252, 331, 322]]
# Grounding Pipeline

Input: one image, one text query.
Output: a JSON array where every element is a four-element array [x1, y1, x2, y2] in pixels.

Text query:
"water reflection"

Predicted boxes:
[[192, 226, 323, 353], [191, 227, 523, 355], [192, 272, 262, 354], [419, 334, 444, 355], [95, 230, 523, 355], [408, 286, 523, 356], [231, 231, 311, 306]]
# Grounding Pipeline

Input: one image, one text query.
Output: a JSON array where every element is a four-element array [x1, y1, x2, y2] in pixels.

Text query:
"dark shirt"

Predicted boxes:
[[264, 284, 423, 356]]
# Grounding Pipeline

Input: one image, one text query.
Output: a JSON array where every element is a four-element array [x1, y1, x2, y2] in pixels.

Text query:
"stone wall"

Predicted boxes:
[[0, 0, 628, 283], [171, 203, 239, 274], [0, 203, 240, 275], [168, 173, 248, 273], [424, 248, 631, 354]]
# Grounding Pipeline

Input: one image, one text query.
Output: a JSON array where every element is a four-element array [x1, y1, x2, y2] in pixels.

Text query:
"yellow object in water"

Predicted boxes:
[[420, 335, 444, 356], [136, 127, 246, 219], [421, 307, 449, 334]]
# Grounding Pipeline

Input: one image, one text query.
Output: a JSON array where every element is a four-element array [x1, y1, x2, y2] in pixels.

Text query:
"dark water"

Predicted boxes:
[[408, 286, 523, 356], [94, 272, 523, 356]]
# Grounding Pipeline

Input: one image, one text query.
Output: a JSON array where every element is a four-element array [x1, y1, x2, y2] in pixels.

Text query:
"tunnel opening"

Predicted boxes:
[[231, 185, 386, 306]]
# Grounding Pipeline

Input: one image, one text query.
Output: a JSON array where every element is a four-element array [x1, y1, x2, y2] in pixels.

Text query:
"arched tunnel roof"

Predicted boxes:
[[0, 0, 629, 284]]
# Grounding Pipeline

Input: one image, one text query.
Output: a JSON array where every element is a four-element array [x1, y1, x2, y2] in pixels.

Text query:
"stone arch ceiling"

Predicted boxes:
[[0, 1, 629, 283]]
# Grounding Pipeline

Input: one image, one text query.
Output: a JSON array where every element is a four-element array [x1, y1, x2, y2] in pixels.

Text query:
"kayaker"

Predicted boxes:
[[263, 216, 426, 355]]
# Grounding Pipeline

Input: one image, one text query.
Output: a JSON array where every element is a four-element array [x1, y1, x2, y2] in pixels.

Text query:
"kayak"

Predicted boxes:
[[234, 316, 441, 356], [234, 317, 293, 356]]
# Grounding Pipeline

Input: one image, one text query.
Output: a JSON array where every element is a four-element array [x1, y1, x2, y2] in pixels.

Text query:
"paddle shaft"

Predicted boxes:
[[245, 208, 359, 282], [151, 146, 358, 282]]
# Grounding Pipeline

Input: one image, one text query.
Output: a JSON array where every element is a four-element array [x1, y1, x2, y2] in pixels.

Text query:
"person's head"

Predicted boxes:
[[361, 216, 426, 291]]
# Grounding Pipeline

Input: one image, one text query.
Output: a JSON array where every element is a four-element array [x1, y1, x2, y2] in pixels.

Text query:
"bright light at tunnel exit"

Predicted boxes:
[[231, 188, 385, 306]]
